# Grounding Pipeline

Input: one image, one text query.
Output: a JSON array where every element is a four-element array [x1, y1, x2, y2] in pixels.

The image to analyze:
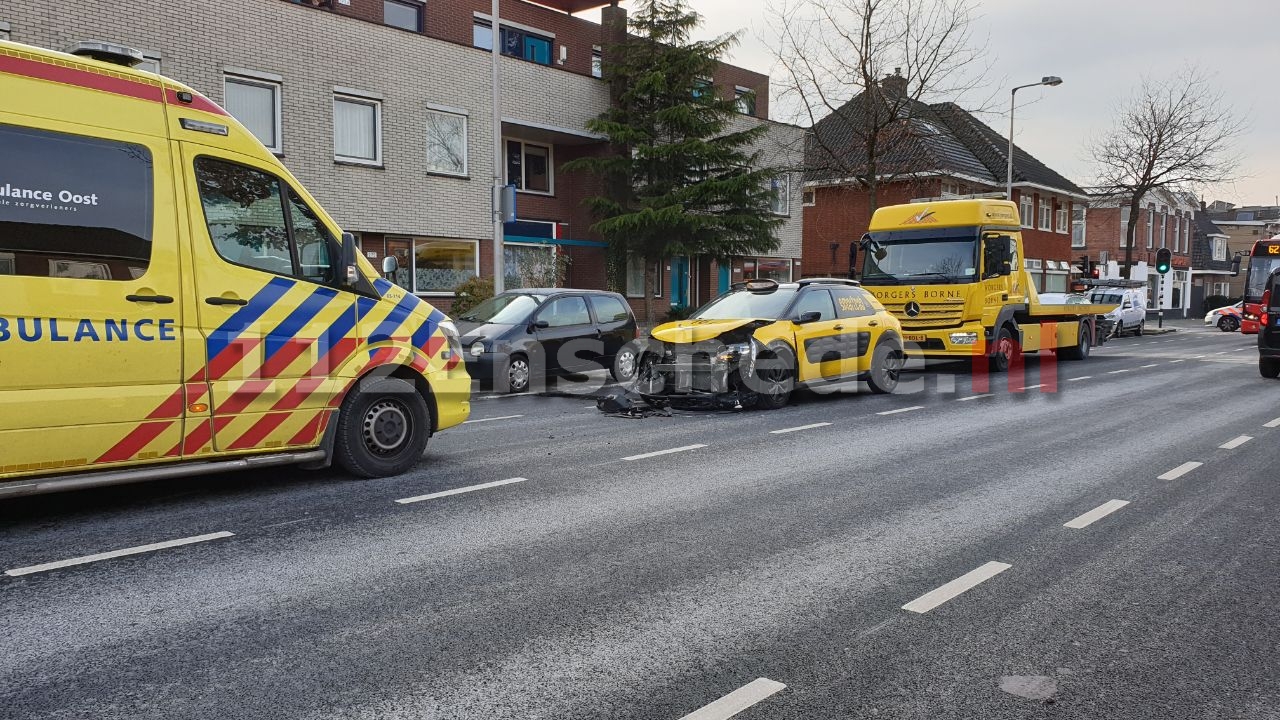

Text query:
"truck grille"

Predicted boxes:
[[887, 300, 966, 330]]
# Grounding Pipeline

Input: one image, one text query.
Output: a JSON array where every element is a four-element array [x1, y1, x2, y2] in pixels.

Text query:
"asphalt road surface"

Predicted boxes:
[[3, 325, 1278, 720]]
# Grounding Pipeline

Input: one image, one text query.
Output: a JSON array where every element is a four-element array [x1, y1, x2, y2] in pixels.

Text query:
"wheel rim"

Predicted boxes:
[[878, 348, 902, 388], [996, 336, 1014, 362], [509, 359, 530, 390], [616, 350, 636, 379], [761, 365, 790, 402], [362, 399, 412, 456]]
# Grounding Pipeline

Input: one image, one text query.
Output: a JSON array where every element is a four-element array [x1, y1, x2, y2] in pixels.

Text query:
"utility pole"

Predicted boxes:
[[490, 0, 505, 294]]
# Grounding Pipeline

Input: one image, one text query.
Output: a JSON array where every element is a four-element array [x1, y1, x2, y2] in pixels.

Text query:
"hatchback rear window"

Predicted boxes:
[[0, 124, 153, 280], [589, 294, 631, 323]]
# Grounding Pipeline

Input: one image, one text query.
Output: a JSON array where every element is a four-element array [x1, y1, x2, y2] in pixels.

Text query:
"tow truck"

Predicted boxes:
[[857, 199, 1118, 370]]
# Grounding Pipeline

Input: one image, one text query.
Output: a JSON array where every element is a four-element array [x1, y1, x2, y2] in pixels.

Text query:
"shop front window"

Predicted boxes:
[[413, 238, 477, 293], [503, 243, 557, 290]]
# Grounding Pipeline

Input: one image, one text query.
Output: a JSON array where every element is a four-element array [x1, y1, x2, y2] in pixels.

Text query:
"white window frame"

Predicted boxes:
[[1146, 204, 1154, 248], [383, 0, 423, 33], [1071, 205, 1086, 248], [409, 237, 480, 297], [333, 91, 382, 166], [1038, 197, 1052, 231], [425, 105, 469, 177], [223, 72, 283, 155], [1019, 194, 1034, 229], [1212, 238, 1227, 261], [1056, 202, 1069, 234], [136, 51, 162, 75], [505, 138, 554, 195], [734, 86, 755, 115], [625, 257, 664, 298], [1159, 207, 1167, 249], [591, 45, 602, 78], [769, 174, 790, 216], [0, 22, 10, 42]]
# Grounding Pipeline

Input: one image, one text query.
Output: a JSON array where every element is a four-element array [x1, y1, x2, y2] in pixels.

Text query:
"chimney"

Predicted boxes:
[[880, 67, 907, 97], [1201, 200, 1207, 211]]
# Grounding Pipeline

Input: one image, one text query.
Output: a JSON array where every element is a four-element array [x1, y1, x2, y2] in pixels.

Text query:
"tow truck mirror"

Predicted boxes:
[[795, 311, 823, 325], [983, 234, 1014, 277], [859, 233, 887, 261], [1230, 255, 1242, 277]]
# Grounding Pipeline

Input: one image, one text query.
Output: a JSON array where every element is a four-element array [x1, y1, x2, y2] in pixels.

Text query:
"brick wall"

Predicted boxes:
[[1083, 198, 1195, 270], [801, 181, 927, 277]]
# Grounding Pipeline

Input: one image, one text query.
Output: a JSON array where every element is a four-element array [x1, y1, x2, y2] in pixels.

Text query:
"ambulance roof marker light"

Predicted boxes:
[[67, 40, 144, 68]]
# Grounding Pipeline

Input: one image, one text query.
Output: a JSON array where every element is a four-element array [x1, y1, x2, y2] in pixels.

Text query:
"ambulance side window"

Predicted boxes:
[[194, 157, 334, 285], [0, 123, 154, 280]]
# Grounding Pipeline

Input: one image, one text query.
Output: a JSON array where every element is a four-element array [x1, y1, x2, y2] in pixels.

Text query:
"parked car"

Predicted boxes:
[[457, 289, 638, 392], [1037, 292, 1091, 305], [1205, 301, 1243, 332], [634, 278, 904, 410], [1090, 287, 1147, 336]]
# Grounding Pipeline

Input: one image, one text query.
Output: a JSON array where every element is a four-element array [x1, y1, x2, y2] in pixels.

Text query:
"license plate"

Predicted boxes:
[[903, 334, 928, 343]]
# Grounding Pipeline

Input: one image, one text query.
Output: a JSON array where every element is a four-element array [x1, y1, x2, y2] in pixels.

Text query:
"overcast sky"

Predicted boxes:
[[591, 0, 1278, 207]]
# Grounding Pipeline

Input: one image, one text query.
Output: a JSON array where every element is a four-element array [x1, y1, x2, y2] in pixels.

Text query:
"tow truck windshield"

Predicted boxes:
[[694, 287, 799, 320], [860, 229, 980, 285]]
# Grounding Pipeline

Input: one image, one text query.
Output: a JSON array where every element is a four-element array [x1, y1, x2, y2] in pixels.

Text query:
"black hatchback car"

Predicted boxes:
[[456, 289, 639, 392]]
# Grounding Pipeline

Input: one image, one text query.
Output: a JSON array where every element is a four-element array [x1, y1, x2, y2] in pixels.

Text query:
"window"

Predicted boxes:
[[793, 289, 837, 321], [1172, 211, 1180, 252], [0, 124, 154, 280], [735, 87, 756, 115], [473, 20, 493, 50], [769, 175, 790, 216], [136, 53, 161, 75], [504, 243, 556, 289], [1056, 202, 1069, 234], [194, 157, 336, 284], [384, 0, 422, 32], [1038, 197, 1051, 231], [333, 94, 381, 165], [591, 47, 602, 78], [1072, 206, 1086, 248], [506, 139, 552, 193], [1212, 238, 1227, 261], [625, 257, 662, 297], [589, 294, 630, 323], [692, 77, 712, 100], [1019, 193, 1033, 228], [802, 189, 816, 207], [224, 74, 282, 154], [536, 296, 591, 327], [426, 109, 468, 176], [1160, 209, 1167, 249], [746, 258, 792, 282], [1146, 204, 1154, 248], [413, 239, 478, 293], [831, 287, 875, 318]]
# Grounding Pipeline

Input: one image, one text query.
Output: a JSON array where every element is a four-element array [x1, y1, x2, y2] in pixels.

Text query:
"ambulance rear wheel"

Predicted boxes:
[[334, 377, 431, 478]]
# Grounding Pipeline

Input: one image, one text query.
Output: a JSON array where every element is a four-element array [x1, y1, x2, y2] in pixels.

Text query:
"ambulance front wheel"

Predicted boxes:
[[334, 376, 431, 478]]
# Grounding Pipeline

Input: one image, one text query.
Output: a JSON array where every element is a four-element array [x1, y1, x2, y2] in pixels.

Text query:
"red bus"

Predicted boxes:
[[1242, 236, 1280, 334]]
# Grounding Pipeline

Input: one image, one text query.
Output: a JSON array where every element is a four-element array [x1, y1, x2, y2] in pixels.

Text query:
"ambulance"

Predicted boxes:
[[0, 39, 470, 497]]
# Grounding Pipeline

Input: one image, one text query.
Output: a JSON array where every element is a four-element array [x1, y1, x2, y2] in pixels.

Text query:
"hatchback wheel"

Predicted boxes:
[[505, 355, 531, 393], [611, 345, 638, 382]]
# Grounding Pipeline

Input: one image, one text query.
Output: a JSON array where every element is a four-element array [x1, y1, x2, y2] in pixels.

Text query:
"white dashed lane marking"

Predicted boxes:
[[901, 561, 1012, 614], [1264, 418, 1280, 428], [770, 422, 832, 435], [678, 678, 787, 720], [1107, 369, 1133, 375], [1063, 500, 1130, 529], [878, 406, 924, 416], [957, 393, 993, 401], [396, 478, 528, 504], [5, 531, 235, 577], [1066, 376, 1092, 382], [623, 444, 707, 462], [1219, 435, 1253, 450], [1158, 462, 1203, 481]]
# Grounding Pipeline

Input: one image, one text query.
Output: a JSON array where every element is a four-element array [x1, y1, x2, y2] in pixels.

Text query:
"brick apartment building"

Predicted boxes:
[[1, 0, 803, 315], [802, 73, 1087, 294], [1082, 188, 1198, 317], [1206, 204, 1280, 298]]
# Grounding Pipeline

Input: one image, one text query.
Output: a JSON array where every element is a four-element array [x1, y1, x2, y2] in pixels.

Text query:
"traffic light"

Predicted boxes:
[[1156, 247, 1171, 274], [1079, 254, 1092, 279]]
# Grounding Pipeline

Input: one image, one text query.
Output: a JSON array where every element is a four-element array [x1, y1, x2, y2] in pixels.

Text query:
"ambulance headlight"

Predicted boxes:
[[949, 332, 979, 345], [437, 320, 463, 360]]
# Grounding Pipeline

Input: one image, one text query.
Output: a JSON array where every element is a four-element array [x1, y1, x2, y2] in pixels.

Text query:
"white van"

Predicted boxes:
[[1089, 287, 1147, 337]]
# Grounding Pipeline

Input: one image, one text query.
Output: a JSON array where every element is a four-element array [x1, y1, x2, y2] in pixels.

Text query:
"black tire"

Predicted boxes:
[[1113, 321, 1123, 338], [867, 340, 902, 394], [1261, 358, 1280, 379], [1219, 316, 1240, 332], [1060, 323, 1092, 361], [752, 346, 795, 410], [1134, 321, 1144, 336], [610, 343, 638, 383], [504, 354, 531, 394], [334, 376, 431, 478], [989, 326, 1019, 373]]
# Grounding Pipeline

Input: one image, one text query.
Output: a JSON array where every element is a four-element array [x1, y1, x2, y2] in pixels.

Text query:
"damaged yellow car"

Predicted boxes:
[[634, 278, 905, 409]]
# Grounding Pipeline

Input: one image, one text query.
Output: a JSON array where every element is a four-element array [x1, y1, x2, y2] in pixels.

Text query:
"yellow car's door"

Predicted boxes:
[[830, 286, 885, 375], [789, 289, 862, 382]]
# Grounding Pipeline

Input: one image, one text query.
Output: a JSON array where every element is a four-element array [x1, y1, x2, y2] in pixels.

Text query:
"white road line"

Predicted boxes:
[[1157, 461, 1203, 481], [5, 531, 235, 577], [1019, 384, 1045, 390], [395, 477, 528, 504], [770, 422, 832, 434], [1140, 364, 1159, 368], [1214, 351, 1229, 355], [1219, 435, 1253, 450], [1106, 368, 1133, 374], [1066, 376, 1092, 382], [623, 444, 707, 461], [462, 414, 524, 424], [957, 393, 993, 401], [1168, 359, 1185, 364], [1264, 418, 1280, 428], [1235, 347, 1250, 351], [678, 678, 787, 720], [1063, 499, 1130, 529], [877, 405, 924, 416], [1191, 355, 1207, 359], [901, 561, 1012, 614]]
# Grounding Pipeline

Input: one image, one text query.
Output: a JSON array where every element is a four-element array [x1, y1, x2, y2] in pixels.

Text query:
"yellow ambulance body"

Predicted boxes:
[[0, 40, 470, 497]]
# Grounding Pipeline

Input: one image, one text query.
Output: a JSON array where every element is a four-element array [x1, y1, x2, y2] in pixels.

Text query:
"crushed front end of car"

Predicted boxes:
[[632, 320, 774, 409]]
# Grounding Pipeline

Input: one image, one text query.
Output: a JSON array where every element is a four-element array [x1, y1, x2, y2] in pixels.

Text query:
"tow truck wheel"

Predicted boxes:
[[989, 327, 1019, 373], [753, 346, 795, 410], [1060, 323, 1091, 361], [1260, 358, 1280, 379], [334, 376, 431, 478], [867, 341, 902, 394]]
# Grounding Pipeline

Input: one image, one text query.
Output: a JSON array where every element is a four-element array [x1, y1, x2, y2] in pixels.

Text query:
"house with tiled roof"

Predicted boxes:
[[801, 72, 1088, 295], [1190, 207, 1236, 310]]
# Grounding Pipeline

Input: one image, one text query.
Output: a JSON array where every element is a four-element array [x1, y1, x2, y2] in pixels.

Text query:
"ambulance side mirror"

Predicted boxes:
[[382, 255, 399, 276], [340, 232, 359, 287]]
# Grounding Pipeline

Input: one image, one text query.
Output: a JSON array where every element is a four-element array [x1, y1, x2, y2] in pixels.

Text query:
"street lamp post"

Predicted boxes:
[[491, 0, 505, 294], [1006, 76, 1063, 201]]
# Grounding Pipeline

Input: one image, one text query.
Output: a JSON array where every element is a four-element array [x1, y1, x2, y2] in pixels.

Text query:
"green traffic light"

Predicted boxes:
[[1156, 247, 1171, 275]]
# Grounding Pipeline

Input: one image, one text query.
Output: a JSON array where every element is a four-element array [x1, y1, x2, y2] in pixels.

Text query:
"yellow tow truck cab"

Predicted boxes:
[[0, 40, 469, 497], [860, 199, 1116, 369]]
